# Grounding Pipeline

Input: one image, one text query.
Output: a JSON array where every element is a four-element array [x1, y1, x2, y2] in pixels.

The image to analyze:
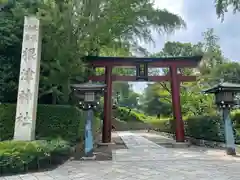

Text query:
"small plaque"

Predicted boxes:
[[136, 63, 148, 81]]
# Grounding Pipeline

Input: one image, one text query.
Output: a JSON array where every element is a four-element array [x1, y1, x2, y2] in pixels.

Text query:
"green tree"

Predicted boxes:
[[180, 81, 215, 116], [0, 0, 186, 104], [200, 28, 226, 75], [112, 82, 140, 109], [215, 0, 240, 20], [0, 3, 22, 102], [113, 82, 131, 100], [152, 41, 203, 75], [149, 41, 204, 115], [209, 62, 240, 84], [120, 91, 140, 108], [143, 28, 225, 117], [140, 83, 172, 117]]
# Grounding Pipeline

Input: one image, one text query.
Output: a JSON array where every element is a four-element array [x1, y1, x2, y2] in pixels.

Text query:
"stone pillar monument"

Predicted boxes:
[[14, 16, 42, 141]]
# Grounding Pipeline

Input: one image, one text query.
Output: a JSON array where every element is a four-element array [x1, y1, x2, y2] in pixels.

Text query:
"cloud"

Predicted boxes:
[[133, 0, 240, 93], [153, 0, 184, 15], [146, 0, 240, 61]]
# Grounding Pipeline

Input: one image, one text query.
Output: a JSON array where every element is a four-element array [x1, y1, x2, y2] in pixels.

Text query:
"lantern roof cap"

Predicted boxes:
[[71, 81, 106, 91], [203, 81, 240, 94]]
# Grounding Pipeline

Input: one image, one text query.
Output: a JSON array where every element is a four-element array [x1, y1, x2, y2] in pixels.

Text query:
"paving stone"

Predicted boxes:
[[19, 174, 39, 180], [2, 131, 240, 179], [3, 176, 21, 180], [32, 172, 54, 180]]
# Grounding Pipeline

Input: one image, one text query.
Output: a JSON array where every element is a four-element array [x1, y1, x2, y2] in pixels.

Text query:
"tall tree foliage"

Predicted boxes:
[[0, 0, 185, 104], [140, 83, 172, 117], [215, 0, 240, 20], [0, 1, 23, 102], [141, 28, 225, 117], [209, 62, 240, 84], [200, 28, 226, 75]]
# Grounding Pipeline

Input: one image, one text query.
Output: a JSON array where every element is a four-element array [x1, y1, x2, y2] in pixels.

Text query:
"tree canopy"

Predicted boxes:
[[140, 28, 227, 117], [0, 0, 186, 104], [2, 0, 240, 121], [215, 0, 240, 20]]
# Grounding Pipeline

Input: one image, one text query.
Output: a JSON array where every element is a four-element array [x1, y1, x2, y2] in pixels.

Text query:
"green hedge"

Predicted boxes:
[[153, 116, 222, 140], [151, 116, 240, 143], [114, 107, 240, 143], [231, 110, 240, 128], [113, 107, 147, 122], [0, 139, 71, 175], [0, 104, 102, 175], [185, 116, 225, 142], [0, 104, 99, 143]]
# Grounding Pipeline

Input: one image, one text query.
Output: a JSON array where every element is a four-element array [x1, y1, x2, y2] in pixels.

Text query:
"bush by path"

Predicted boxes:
[[0, 139, 71, 175], [146, 115, 240, 144], [114, 106, 240, 143], [0, 104, 86, 142], [0, 103, 101, 175]]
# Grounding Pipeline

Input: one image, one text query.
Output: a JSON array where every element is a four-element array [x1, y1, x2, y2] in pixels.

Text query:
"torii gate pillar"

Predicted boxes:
[[102, 66, 113, 143], [170, 66, 185, 142]]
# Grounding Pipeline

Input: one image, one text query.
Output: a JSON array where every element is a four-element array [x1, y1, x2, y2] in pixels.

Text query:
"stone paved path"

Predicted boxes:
[[1, 131, 240, 180]]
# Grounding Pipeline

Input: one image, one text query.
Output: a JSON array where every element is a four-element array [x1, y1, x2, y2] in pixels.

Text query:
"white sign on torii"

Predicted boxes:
[[14, 16, 42, 141]]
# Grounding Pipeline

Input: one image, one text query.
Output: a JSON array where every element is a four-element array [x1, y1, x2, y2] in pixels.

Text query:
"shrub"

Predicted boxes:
[[0, 104, 16, 141], [113, 106, 240, 143], [151, 115, 240, 143], [0, 139, 71, 175], [0, 104, 100, 143], [231, 110, 240, 128], [114, 107, 148, 122], [185, 116, 224, 142], [35, 105, 84, 142], [149, 119, 174, 134]]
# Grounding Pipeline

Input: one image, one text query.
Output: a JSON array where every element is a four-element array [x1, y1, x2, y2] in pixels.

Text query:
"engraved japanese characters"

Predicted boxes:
[[22, 47, 37, 63], [14, 16, 42, 140], [16, 112, 32, 126], [18, 88, 32, 104], [20, 68, 35, 84]]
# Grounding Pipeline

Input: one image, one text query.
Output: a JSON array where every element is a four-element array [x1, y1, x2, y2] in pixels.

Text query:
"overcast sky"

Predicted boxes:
[[131, 0, 240, 93]]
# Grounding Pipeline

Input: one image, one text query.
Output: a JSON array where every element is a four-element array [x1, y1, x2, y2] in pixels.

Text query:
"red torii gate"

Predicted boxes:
[[87, 56, 202, 143]]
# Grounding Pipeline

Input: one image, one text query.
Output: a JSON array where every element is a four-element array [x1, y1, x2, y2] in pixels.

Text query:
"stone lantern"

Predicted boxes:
[[203, 81, 240, 155], [71, 81, 106, 159]]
